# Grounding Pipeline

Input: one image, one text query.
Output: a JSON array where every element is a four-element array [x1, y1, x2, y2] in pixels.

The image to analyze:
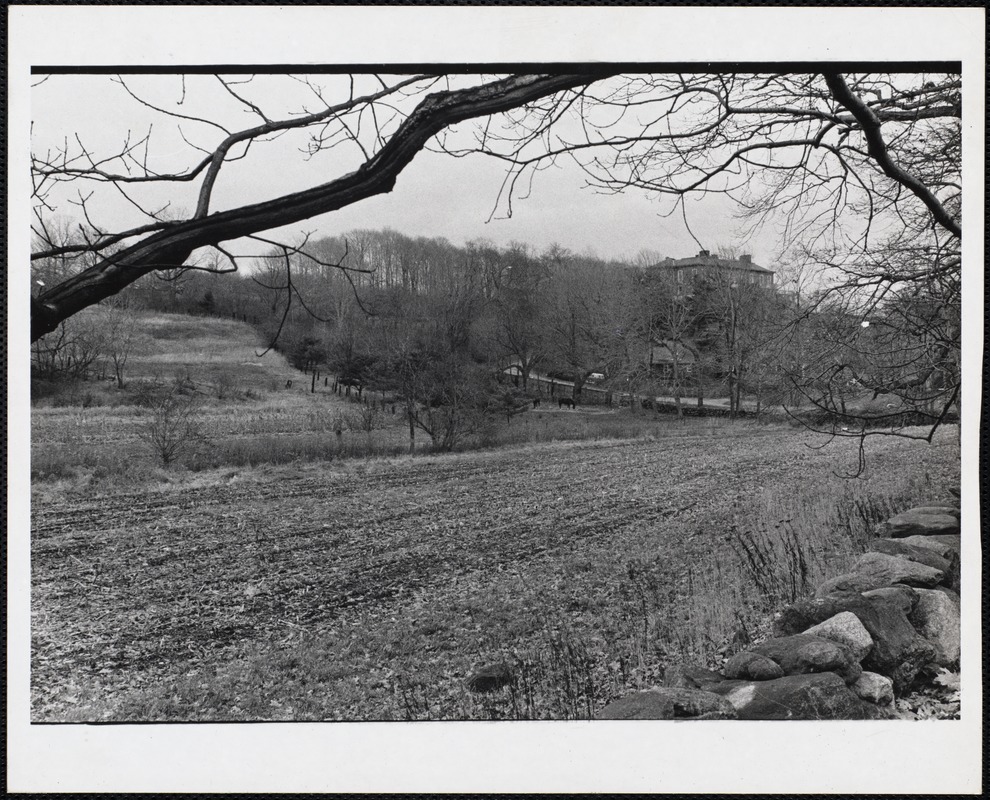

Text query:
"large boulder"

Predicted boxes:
[[861, 585, 919, 611], [905, 504, 960, 519], [897, 535, 960, 557], [815, 552, 943, 598], [804, 611, 874, 662], [596, 688, 737, 720], [748, 634, 862, 685], [723, 650, 786, 681], [909, 588, 961, 667], [707, 672, 889, 720], [868, 538, 953, 575], [850, 552, 944, 587], [815, 572, 898, 598], [852, 672, 895, 706], [881, 508, 959, 538], [774, 592, 937, 693]]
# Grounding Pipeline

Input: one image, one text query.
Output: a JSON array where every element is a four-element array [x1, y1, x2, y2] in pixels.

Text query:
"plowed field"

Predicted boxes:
[[31, 426, 959, 721]]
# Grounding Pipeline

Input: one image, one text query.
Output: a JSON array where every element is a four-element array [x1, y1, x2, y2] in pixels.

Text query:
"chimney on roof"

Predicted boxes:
[[740, 254, 752, 265], [698, 249, 710, 257]]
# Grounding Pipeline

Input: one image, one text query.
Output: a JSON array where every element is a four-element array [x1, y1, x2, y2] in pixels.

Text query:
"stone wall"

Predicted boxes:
[[594, 503, 961, 720]]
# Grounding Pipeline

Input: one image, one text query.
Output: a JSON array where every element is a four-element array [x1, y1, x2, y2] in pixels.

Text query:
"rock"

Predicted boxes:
[[723, 651, 786, 681], [774, 593, 937, 693], [850, 552, 944, 587], [882, 509, 959, 538], [816, 552, 943, 598], [804, 612, 874, 662], [663, 663, 727, 691], [852, 672, 895, 706], [861, 585, 919, 612], [707, 672, 889, 720], [750, 634, 862, 684], [815, 572, 895, 598], [814, 573, 915, 598], [909, 588, 961, 667], [922, 534, 962, 554], [934, 586, 960, 603], [897, 535, 959, 557], [945, 550, 962, 593], [908, 504, 960, 519], [464, 662, 513, 693], [596, 688, 737, 720], [868, 538, 953, 574]]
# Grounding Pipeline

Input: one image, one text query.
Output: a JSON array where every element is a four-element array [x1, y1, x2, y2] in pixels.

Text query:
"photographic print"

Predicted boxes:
[[9, 5, 983, 794]]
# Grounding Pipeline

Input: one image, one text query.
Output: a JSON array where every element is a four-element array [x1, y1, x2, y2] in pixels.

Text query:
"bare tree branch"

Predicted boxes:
[[32, 72, 619, 341], [822, 72, 961, 239]]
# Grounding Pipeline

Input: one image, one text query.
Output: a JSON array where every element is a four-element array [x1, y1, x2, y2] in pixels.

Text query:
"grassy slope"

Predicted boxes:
[[31, 311, 400, 482]]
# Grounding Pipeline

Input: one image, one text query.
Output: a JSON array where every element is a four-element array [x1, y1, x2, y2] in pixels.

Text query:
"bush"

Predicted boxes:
[[136, 378, 206, 467]]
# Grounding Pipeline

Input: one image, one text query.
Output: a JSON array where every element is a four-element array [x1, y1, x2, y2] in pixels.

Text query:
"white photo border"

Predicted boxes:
[[7, 5, 984, 793]]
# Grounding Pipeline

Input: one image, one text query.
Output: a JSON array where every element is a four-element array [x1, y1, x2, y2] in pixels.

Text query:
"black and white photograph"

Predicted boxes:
[[7, 4, 983, 794]]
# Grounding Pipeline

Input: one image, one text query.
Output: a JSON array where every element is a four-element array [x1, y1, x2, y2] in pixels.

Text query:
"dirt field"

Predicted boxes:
[[31, 425, 959, 721]]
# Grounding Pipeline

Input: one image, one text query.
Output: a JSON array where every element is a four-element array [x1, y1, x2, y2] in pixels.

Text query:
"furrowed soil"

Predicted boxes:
[[30, 426, 959, 721]]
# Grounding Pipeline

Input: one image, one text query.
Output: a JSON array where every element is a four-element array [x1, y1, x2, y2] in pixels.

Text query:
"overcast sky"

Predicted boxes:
[[31, 72, 773, 267]]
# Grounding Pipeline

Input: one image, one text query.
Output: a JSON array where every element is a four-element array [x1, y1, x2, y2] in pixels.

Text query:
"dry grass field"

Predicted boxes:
[[30, 313, 961, 721]]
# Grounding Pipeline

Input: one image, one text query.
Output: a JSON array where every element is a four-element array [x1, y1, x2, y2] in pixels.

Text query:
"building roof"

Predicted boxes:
[[653, 249, 775, 275]]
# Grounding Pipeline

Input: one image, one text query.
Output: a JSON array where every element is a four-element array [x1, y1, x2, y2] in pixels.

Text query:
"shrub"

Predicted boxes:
[[136, 378, 206, 467]]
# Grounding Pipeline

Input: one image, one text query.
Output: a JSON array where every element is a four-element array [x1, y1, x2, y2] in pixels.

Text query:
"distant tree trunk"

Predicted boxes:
[[573, 374, 585, 402], [407, 404, 416, 454]]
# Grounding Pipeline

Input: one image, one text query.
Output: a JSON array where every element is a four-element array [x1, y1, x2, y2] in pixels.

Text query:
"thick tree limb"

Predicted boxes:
[[823, 72, 961, 239], [32, 72, 616, 342]]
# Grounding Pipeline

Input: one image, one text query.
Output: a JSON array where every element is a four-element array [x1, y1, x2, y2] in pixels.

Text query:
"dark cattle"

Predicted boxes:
[[285, 379, 293, 388], [533, 398, 541, 409], [559, 398, 575, 409]]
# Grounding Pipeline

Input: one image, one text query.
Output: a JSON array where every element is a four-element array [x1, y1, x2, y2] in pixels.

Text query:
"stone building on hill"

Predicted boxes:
[[650, 249, 775, 289]]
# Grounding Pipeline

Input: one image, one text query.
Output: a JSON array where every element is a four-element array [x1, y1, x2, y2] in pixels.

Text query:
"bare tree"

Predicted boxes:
[[31, 311, 105, 382], [97, 294, 138, 388], [491, 243, 550, 391], [638, 269, 706, 417], [136, 377, 205, 467]]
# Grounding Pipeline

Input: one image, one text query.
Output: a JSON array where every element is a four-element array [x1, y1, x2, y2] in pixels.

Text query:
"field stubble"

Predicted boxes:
[[31, 425, 959, 721]]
